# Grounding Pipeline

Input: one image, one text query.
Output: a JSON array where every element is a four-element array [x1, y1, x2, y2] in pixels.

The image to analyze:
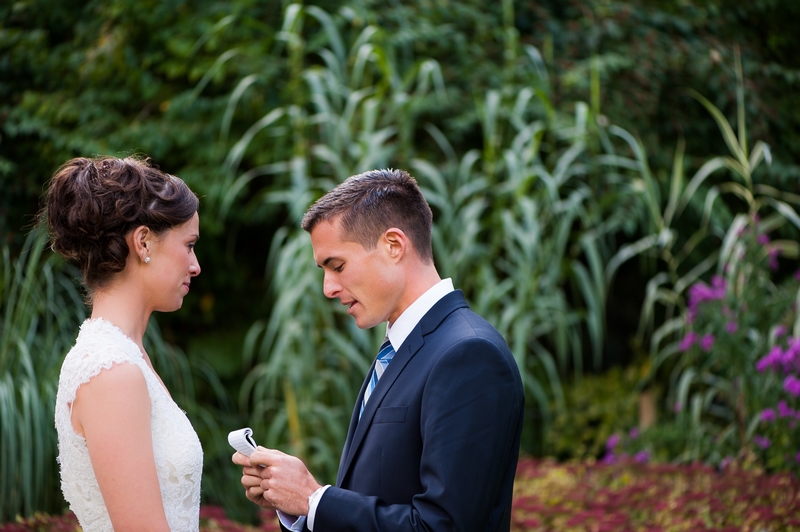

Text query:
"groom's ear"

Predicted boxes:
[[382, 228, 408, 264]]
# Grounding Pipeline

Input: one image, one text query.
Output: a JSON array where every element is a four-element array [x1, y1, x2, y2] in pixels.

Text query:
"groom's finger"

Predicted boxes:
[[242, 465, 265, 477], [232, 451, 250, 466], [242, 473, 263, 492], [249, 448, 277, 468]]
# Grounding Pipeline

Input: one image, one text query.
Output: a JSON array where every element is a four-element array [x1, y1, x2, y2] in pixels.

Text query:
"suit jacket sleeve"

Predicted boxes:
[[313, 332, 524, 532]]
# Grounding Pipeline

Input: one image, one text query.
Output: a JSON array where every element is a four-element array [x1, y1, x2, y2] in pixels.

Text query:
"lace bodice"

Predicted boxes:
[[55, 318, 203, 531]]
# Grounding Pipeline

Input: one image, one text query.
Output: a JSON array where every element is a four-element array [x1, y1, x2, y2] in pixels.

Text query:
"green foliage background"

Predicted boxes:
[[2, 0, 799, 524]]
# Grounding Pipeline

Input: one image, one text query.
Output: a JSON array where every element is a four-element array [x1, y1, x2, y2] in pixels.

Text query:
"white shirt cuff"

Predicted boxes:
[[307, 485, 331, 531], [276, 511, 305, 531]]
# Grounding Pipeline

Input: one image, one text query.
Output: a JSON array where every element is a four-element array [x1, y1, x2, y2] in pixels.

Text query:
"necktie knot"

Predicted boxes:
[[375, 338, 394, 363]]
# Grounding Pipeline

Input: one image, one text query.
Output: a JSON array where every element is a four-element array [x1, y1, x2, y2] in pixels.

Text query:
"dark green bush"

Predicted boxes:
[[546, 365, 642, 461]]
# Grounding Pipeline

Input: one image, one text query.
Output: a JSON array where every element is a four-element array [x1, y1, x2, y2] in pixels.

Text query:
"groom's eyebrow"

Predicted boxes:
[[319, 256, 340, 267]]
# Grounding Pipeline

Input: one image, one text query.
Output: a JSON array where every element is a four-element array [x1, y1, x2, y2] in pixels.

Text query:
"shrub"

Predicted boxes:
[[663, 214, 800, 471], [512, 457, 800, 531], [605, 52, 800, 472], [546, 366, 641, 461]]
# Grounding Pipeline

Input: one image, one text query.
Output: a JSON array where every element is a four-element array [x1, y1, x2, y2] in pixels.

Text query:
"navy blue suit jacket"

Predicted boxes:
[[300, 290, 524, 532]]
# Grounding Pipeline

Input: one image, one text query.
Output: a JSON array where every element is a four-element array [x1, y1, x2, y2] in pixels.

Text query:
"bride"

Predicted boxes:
[[41, 156, 203, 531]]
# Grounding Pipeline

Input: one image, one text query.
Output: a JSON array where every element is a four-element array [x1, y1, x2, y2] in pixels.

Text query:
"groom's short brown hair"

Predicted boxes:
[[301, 169, 434, 264]]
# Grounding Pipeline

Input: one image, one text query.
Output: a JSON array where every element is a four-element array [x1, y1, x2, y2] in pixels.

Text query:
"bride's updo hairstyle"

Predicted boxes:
[[40, 156, 198, 292]]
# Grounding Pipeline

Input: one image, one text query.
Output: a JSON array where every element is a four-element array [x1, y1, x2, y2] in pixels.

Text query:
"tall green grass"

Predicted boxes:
[[412, 98, 619, 430], [0, 230, 84, 521], [205, 3, 646, 489]]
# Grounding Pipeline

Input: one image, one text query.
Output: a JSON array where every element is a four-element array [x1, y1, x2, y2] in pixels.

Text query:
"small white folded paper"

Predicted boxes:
[[228, 427, 258, 457]]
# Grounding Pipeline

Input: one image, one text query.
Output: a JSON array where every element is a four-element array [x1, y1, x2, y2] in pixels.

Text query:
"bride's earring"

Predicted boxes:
[[144, 256, 150, 264]]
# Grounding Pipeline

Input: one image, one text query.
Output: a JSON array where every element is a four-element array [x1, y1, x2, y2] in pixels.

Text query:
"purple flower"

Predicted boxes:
[[781, 342, 799, 372], [700, 333, 715, 352], [768, 248, 780, 270], [687, 277, 727, 318], [634, 450, 649, 463], [753, 435, 771, 449], [674, 402, 683, 412], [797, 452, 800, 464], [679, 332, 697, 352], [756, 346, 783, 373], [775, 325, 788, 338], [601, 452, 616, 465], [758, 233, 770, 245], [720, 456, 733, 470], [704, 283, 725, 301], [785, 375, 800, 397], [726, 321, 738, 333], [795, 269, 800, 281], [778, 401, 795, 418], [628, 427, 640, 439], [606, 434, 621, 451], [760, 408, 776, 422]]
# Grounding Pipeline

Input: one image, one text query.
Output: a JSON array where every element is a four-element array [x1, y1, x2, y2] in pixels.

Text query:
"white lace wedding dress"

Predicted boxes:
[[55, 318, 203, 531]]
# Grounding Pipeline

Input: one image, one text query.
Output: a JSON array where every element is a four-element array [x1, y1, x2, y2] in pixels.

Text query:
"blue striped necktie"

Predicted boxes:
[[360, 338, 395, 419]]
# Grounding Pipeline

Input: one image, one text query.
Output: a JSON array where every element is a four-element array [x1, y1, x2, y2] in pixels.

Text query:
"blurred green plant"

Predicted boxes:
[[411, 97, 644, 446], [605, 54, 800, 471], [546, 366, 641, 461], [0, 230, 84, 521], [667, 216, 800, 470], [615, 217, 800, 470]]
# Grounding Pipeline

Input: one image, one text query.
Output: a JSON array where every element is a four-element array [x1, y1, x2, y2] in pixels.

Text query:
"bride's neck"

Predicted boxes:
[[90, 284, 151, 349]]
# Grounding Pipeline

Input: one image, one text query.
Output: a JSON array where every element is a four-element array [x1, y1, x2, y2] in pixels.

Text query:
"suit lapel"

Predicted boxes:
[[336, 358, 374, 485], [336, 291, 469, 486]]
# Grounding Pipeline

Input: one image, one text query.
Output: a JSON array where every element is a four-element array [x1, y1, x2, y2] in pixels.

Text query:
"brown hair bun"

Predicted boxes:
[[40, 156, 198, 291]]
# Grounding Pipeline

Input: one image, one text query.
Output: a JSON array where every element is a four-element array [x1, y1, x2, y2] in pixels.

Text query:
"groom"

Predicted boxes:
[[234, 169, 524, 531]]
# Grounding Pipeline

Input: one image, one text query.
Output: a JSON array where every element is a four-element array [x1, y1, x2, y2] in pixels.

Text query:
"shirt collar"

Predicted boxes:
[[385, 278, 454, 351]]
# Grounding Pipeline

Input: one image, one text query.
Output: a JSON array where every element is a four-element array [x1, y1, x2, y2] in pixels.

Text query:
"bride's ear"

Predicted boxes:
[[129, 225, 153, 264]]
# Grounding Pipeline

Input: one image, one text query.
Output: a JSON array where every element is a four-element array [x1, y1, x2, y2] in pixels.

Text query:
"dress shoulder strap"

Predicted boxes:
[[56, 318, 144, 406]]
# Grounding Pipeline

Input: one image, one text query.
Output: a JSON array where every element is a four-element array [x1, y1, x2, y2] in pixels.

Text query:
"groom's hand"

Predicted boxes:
[[232, 451, 277, 511], [248, 447, 323, 517]]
